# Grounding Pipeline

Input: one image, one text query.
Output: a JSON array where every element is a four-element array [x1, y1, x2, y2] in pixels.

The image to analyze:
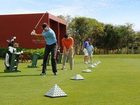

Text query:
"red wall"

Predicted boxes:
[[0, 13, 66, 49]]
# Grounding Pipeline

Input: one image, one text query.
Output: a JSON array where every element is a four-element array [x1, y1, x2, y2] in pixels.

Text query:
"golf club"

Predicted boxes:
[[31, 11, 47, 35], [34, 11, 47, 29]]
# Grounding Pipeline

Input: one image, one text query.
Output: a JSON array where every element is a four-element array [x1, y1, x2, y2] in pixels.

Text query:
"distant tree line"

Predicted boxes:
[[58, 15, 140, 54]]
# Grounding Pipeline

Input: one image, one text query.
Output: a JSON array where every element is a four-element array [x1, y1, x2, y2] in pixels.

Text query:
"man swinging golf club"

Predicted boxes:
[[31, 23, 58, 76]]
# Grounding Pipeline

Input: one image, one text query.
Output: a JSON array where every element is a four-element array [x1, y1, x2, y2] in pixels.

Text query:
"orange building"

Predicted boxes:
[[0, 13, 66, 49]]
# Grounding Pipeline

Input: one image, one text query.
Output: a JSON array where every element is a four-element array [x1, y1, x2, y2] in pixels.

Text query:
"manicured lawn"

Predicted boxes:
[[0, 54, 140, 105]]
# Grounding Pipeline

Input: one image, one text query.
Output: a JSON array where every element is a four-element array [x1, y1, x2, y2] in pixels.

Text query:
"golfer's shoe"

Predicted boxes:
[[54, 72, 58, 76], [40, 73, 46, 76], [84, 62, 88, 64], [61, 67, 66, 70]]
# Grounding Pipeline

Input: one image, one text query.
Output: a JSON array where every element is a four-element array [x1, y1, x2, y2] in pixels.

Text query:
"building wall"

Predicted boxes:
[[0, 13, 66, 49]]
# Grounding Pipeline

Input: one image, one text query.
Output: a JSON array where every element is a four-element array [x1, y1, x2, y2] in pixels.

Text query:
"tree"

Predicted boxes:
[[101, 24, 119, 53], [60, 14, 138, 54], [114, 24, 134, 53], [69, 17, 103, 54], [69, 17, 90, 54]]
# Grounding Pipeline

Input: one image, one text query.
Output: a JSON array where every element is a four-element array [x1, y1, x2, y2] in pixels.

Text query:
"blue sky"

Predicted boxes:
[[0, 0, 140, 31]]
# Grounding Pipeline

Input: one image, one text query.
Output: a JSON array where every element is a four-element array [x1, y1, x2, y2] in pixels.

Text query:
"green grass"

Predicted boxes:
[[0, 54, 140, 105]]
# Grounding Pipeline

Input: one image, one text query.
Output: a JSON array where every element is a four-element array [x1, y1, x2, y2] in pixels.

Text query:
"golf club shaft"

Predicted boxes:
[[34, 11, 47, 29]]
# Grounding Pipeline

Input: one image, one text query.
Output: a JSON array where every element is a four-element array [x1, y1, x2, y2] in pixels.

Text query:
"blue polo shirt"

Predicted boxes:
[[83, 41, 90, 48], [42, 28, 57, 45]]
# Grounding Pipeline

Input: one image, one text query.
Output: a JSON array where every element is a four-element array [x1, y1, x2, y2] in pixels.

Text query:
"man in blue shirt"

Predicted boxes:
[[32, 23, 57, 76]]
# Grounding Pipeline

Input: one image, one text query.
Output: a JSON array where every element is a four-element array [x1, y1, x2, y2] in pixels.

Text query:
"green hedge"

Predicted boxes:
[[0, 48, 45, 59], [21, 48, 45, 59], [0, 48, 8, 58]]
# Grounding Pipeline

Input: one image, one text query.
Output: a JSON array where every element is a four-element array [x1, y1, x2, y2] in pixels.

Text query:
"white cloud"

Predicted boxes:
[[48, 5, 83, 17]]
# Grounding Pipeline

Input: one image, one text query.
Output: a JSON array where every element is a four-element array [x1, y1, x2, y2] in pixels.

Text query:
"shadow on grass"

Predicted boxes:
[[0, 73, 41, 77], [0, 71, 57, 77]]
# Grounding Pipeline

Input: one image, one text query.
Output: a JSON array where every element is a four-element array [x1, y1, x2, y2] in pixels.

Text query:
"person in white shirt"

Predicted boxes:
[[83, 48, 89, 64]]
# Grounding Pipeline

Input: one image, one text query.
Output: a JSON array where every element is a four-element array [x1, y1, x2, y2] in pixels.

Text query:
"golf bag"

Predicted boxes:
[[4, 36, 23, 72]]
